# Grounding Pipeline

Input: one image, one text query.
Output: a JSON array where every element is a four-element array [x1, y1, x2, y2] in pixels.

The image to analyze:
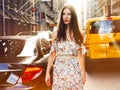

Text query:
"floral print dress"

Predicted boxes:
[[50, 40, 85, 90]]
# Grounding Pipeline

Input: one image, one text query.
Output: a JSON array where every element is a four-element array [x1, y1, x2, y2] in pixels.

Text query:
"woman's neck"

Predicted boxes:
[[66, 28, 74, 41]]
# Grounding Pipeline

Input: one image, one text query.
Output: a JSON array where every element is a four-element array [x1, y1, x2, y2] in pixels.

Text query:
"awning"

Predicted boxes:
[[22, 14, 36, 24], [41, 0, 51, 1], [5, 9, 34, 24], [46, 15, 54, 24], [1, 8, 36, 24], [18, 13, 30, 23], [10, 10, 26, 22], [5, 9, 19, 21], [27, 16, 36, 24], [0, 9, 10, 19], [16, 12, 36, 24]]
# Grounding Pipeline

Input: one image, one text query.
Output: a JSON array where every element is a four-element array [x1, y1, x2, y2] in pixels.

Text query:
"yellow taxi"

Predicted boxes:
[[84, 16, 120, 60]]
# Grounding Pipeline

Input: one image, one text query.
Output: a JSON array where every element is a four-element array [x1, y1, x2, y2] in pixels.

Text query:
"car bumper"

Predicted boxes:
[[0, 84, 33, 90]]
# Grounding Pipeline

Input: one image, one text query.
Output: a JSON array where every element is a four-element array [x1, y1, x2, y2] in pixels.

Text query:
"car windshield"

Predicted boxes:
[[17, 31, 52, 40], [0, 38, 37, 57], [90, 20, 120, 34], [18, 40, 37, 57]]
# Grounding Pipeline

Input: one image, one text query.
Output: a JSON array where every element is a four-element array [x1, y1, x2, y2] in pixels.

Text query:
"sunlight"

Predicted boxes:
[[108, 34, 120, 50], [65, 0, 83, 28], [66, 0, 82, 16]]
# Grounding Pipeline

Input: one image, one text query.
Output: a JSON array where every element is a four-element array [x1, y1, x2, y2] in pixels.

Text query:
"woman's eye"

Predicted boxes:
[[63, 13, 71, 16], [63, 13, 65, 15]]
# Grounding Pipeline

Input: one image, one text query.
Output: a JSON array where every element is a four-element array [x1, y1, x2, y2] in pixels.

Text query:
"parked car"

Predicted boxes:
[[0, 36, 51, 90], [84, 16, 120, 65], [17, 31, 52, 46]]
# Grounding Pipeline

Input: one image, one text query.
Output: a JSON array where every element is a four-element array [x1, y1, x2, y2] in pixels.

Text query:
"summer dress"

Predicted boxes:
[[50, 40, 85, 90]]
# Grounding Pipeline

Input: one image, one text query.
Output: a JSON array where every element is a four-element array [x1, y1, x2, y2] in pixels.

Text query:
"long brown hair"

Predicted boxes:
[[57, 4, 83, 45]]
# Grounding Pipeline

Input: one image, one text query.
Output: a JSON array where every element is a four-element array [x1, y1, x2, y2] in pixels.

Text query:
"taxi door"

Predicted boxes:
[[86, 20, 120, 59]]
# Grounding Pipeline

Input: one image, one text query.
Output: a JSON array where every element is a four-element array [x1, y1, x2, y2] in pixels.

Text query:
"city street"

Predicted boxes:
[[84, 60, 120, 90], [0, 0, 120, 90]]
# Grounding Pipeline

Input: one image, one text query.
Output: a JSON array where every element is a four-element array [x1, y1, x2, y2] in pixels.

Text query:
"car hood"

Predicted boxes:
[[0, 36, 41, 63]]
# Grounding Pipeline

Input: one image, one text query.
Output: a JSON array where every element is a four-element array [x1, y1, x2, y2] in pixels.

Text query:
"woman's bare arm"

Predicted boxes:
[[45, 30, 57, 87], [46, 51, 56, 74], [77, 50, 86, 85], [52, 29, 57, 42], [46, 29, 57, 73]]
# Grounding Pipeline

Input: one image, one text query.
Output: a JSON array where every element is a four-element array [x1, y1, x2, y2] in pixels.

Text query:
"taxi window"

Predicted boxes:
[[90, 20, 120, 34]]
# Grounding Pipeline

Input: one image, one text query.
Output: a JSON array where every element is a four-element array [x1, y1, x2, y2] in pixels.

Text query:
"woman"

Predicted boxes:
[[45, 4, 86, 90]]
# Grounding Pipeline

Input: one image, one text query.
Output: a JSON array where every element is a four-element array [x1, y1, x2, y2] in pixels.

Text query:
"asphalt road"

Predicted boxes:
[[84, 59, 120, 90]]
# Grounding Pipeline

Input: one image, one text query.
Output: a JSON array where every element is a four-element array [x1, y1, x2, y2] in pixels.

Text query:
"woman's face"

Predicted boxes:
[[62, 8, 71, 25]]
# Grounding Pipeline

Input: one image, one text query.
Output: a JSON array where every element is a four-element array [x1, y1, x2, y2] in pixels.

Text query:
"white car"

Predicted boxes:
[[17, 31, 52, 46]]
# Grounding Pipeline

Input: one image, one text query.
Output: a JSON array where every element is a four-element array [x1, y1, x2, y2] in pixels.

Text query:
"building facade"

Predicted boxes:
[[0, 0, 38, 35], [111, 0, 120, 15], [86, 0, 120, 19], [0, 0, 66, 35]]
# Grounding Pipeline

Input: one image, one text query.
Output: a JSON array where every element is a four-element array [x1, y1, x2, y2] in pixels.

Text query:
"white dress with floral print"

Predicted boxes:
[[50, 40, 85, 90]]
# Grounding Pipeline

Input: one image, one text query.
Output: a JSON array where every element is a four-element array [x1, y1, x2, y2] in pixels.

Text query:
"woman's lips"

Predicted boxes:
[[64, 20, 68, 21], [64, 20, 69, 22]]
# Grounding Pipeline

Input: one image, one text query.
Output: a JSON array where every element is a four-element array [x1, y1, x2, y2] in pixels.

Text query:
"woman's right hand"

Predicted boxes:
[[45, 72, 52, 87], [81, 73, 86, 85]]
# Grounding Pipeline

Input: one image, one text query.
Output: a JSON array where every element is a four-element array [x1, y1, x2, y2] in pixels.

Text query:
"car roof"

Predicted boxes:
[[87, 16, 120, 23]]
